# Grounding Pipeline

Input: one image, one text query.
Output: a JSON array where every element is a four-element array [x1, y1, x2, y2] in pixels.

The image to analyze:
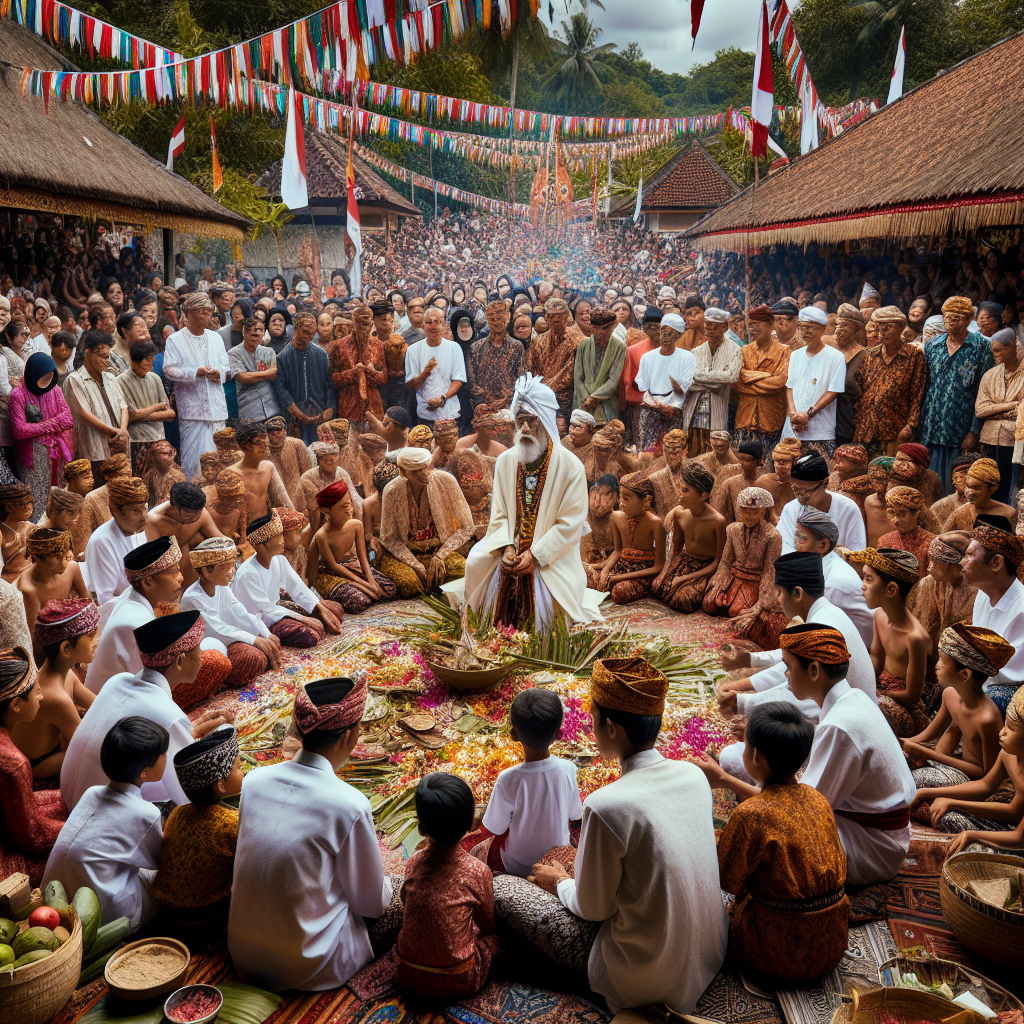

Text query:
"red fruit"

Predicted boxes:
[[28, 906, 60, 930]]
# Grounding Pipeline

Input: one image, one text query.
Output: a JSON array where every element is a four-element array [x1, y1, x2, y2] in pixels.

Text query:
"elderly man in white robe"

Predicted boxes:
[[681, 306, 742, 457], [229, 676, 394, 991], [445, 374, 604, 630]]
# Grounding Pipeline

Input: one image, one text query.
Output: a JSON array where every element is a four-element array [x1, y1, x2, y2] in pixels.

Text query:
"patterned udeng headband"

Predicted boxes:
[[938, 623, 1015, 679], [124, 536, 181, 583], [293, 677, 368, 734], [928, 536, 964, 566], [174, 726, 239, 794], [34, 599, 100, 648], [247, 512, 283, 546], [139, 615, 205, 668]]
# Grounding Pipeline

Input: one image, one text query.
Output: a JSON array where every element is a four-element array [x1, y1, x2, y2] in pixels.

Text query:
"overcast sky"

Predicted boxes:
[[541, 0, 764, 76]]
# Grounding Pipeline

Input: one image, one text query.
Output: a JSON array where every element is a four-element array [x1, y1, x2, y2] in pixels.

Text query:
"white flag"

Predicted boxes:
[[800, 81, 819, 155], [281, 86, 309, 210], [633, 173, 643, 224], [887, 25, 906, 105]]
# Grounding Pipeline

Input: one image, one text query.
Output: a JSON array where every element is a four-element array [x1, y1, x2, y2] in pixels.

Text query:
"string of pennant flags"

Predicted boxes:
[[2, 0, 871, 142]]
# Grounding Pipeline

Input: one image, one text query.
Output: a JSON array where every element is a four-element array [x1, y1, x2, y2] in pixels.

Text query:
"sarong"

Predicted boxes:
[[986, 684, 1019, 715], [584, 548, 655, 605], [315, 563, 397, 613], [800, 439, 837, 461], [131, 440, 158, 477], [876, 669, 929, 738], [378, 550, 465, 599], [171, 649, 233, 710], [688, 427, 711, 457], [706, 566, 788, 649], [635, 405, 687, 455], [394, 935, 500, 1003], [269, 599, 345, 647], [224, 641, 268, 689], [494, 562, 536, 630], [653, 550, 714, 612]]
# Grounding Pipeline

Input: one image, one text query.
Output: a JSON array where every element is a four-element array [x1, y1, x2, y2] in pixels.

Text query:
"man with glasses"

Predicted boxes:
[[777, 452, 866, 555], [783, 305, 846, 461], [920, 296, 992, 494]]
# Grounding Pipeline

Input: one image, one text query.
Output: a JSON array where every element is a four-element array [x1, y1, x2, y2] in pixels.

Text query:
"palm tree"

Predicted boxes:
[[845, 0, 912, 98], [545, 12, 616, 110]]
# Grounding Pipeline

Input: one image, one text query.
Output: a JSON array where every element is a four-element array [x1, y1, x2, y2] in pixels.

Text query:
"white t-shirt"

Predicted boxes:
[[784, 344, 846, 440], [635, 347, 697, 410], [404, 337, 467, 421], [481, 756, 583, 877]]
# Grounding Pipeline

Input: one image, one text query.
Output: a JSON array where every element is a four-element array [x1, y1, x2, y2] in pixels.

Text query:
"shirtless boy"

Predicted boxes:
[[308, 480, 394, 613], [754, 437, 801, 520], [207, 471, 250, 556], [864, 457, 894, 547], [581, 475, 619, 566], [146, 482, 224, 586], [227, 421, 293, 519], [585, 472, 664, 604], [17, 528, 90, 640], [11, 598, 99, 779], [455, 411, 508, 458], [849, 547, 931, 738], [653, 461, 726, 612], [904, 624, 1005, 784], [947, 457, 1016, 532], [712, 440, 762, 525], [38, 488, 86, 560]]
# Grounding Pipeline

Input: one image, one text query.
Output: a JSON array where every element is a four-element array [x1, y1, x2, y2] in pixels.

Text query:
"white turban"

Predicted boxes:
[[396, 446, 432, 470], [510, 373, 560, 444], [704, 307, 730, 323], [658, 286, 677, 300], [661, 313, 686, 334], [798, 306, 828, 326], [570, 409, 597, 428]]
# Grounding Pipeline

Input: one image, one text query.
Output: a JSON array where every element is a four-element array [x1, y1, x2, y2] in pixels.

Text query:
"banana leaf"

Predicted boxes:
[[217, 982, 282, 1024], [79, 998, 164, 1024]]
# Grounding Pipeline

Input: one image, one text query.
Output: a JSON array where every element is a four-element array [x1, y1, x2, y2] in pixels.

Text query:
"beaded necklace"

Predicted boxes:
[[515, 445, 552, 550]]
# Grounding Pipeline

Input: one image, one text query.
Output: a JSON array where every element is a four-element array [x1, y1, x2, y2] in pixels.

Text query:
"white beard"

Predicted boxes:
[[514, 430, 549, 464]]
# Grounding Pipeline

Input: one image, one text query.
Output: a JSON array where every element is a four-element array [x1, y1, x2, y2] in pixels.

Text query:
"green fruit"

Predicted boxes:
[[12, 926, 60, 958], [44, 881, 68, 910], [0, 919, 15, 944], [73, 887, 101, 952], [13, 949, 52, 969], [11, 896, 42, 921], [0, 944, 14, 968]]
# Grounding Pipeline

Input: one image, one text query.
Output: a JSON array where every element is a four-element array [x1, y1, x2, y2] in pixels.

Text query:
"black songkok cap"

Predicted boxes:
[[306, 677, 355, 706], [124, 535, 173, 572], [772, 299, 799, 316], [791, 452, 829, 481], [642, 308, 664, 323], [247, 512, 273, 535], [133, 609, 202, 655], [738, 441, 762, 459], [773, 551, 825, 592]]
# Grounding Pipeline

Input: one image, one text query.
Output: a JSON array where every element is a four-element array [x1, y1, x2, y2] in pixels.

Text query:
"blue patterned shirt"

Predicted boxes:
[[920, 331, 993, 448]]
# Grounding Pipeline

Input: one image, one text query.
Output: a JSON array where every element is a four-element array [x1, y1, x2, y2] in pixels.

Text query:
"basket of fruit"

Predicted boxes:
[[0, 879, 83, 1024]]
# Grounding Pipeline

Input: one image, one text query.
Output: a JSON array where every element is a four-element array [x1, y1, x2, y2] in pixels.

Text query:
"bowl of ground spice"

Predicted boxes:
[[164, 984, 223, 1024], [103, 938, 190, 1001]]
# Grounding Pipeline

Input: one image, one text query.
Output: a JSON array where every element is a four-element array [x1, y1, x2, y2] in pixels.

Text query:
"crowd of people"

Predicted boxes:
[[1, 214, 1024, 1018]]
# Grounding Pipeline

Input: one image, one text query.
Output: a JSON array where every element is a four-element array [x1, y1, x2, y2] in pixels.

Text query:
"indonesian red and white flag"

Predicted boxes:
[[166, 111, 185, 171], [751, 0, 774, 160], [281, 86, 308, 209], [887, 25, 906, 105], [210, 116, 223, 193]]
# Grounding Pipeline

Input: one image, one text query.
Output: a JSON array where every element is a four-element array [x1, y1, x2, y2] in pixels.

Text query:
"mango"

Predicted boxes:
[[0, 944, 14, 968], [13, 949, 52, 969], [0, 918, 15, 944], [12, 926, 60, 959]]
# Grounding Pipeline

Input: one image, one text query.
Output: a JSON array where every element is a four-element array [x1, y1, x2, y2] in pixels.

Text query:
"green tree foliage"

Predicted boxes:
[[957, 0, 1024, 50], [544, 12, 617, 110]]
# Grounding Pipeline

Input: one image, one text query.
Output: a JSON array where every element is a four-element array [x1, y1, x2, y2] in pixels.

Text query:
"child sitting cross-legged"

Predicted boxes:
[[914, 685, 1024, 855], [904, 625, 1007, 796], [43, 716, 167, 932], [462, 689, 582, 875], [151, 725, 243, 936], [392, 773, 500, 1002], [716, 703, 850, 984]]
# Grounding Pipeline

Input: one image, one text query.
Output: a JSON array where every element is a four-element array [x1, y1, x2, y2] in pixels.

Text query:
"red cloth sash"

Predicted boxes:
[[834, 805, 911, 831]]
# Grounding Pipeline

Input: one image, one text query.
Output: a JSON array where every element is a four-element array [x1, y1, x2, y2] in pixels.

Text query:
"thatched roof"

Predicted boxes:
[[0, 20, 248, 240], [609, 142, 739, 216], [685, 31, 1024, 249], [258, 134, 420, 216]]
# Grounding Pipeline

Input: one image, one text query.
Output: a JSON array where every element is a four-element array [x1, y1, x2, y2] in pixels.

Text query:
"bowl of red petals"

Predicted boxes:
[[164, 984, 224, 1024]]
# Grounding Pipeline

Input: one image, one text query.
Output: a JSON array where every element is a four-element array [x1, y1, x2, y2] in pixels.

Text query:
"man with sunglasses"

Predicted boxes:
[[777, 452, 866, 555]]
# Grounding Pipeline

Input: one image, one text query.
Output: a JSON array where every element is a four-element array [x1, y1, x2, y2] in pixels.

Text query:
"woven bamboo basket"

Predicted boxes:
[[0, 907, 82, 1024], [426, 660, 513, 693], [878, 954, 1024, 1015], [829, 985, 988, 1023], [940, 851, 1024, 970]]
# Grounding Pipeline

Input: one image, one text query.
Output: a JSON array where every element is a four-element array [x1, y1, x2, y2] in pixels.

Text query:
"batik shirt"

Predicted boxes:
[[920, 332, 993, 447], [468, 335, 526, 411]]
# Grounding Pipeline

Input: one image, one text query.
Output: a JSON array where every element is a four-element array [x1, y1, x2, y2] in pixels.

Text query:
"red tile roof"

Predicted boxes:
[[610, 142, 740, 215]]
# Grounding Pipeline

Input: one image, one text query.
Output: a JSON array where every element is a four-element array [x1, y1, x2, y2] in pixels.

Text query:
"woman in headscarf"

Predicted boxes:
[[264, 306, 292, 355], [9, 352, 73, 519], [101, 276, 125, 317], [495, 274, 514, 300], [449, 307, 477, 432], [451, 283, 467, 308], [508, 310, 534, 353]]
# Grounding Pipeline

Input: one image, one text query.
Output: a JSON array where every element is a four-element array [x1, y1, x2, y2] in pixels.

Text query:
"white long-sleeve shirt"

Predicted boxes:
[[555, 749, 727, 1015], [182, 579, 271, 647], [163, 327, 230, 421], [821, 549, 874, 649], [739, 594, 876, 722], [801, 680, 916, 885], [44, 783, 162, 930], [85, 588, 153, 694], [232, 553, 319, 626], [84, 518, 146, 605], [229, 750, 391, 991], [971, 579, 1024, 691], [61, 669, 194, 809], [778, 493, 866, 555]]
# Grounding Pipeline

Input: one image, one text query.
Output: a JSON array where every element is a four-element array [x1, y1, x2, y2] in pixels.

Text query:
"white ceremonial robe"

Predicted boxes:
[[822, 549, 874, 649], [971, 580, 1024, 693], [801, 680, 916, 885], [778, 493, 866, 555], [44, 783, 162, 930], [447, 441, 604, 624], [182, 580, 272, 647], [232, 553, 319, 626], [555, 749, 727, 1014], [84, 518, 146, 606], [229, 750, 392, 991], [61, 669, 194, 809], [84, 588, 153, 694]]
